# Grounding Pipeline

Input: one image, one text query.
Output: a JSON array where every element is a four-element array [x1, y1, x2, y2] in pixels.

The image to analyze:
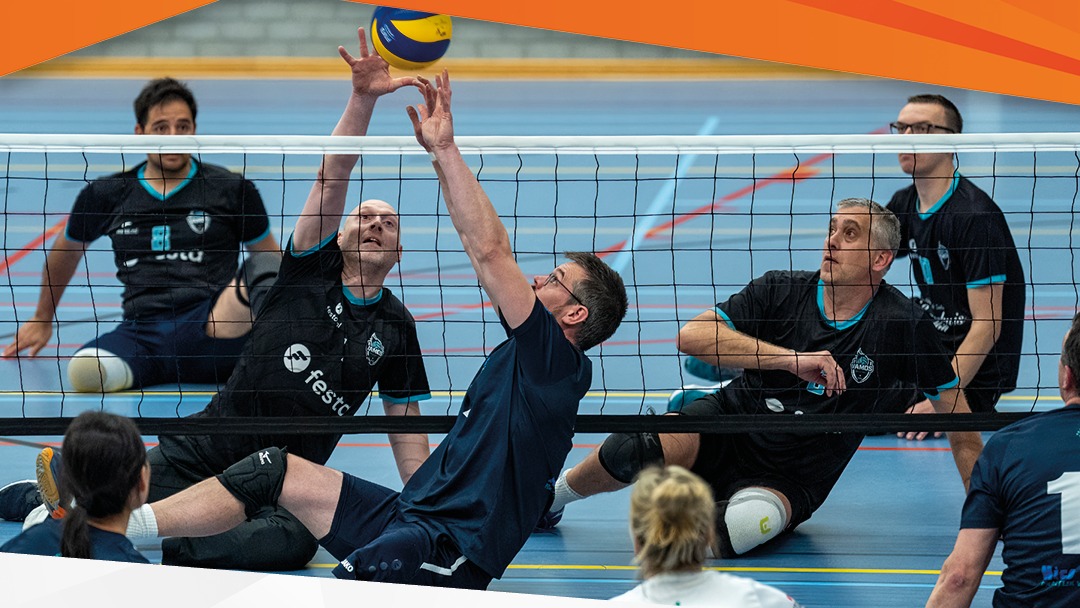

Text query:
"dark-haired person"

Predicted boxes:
[[927, 313, 1080, 608], [613, 465, 800, 607], [2, 77, 280, 392], [1, 411, 149, 563], [887, 95, 1024, 437], [542, 198, 983, 558], [132, 65, 628, 590]]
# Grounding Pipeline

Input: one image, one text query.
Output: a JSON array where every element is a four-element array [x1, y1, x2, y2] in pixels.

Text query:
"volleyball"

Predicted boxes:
[[370, 7, 452, 71]]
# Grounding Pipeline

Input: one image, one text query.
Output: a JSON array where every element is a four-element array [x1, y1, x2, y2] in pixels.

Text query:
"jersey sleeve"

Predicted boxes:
[[908, 314, 960, 401], [377, 313, 432, 404], [237, 179, 271, 244], [276, 234, 343, 285], [510, 297, 585, 387], [64, 182, 112, 243], [960, 437, 1007, 530], [714, 271, 783, 339], [953, 197, 1011, 289]]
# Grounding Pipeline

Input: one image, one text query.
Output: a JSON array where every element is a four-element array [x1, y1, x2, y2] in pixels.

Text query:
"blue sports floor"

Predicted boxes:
[[1, 75, 1079, 606]]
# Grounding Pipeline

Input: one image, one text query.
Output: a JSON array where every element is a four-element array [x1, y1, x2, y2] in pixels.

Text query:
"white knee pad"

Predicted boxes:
[[724, 488, 788, 555], [68, 348, 133, 393]]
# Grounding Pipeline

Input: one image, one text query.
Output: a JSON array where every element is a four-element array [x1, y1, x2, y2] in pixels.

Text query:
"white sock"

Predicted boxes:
[[68, 348, 134, 393], [125, 504, 158, 539], [549, 469, 585, 513], [21, 504, 49, 532]]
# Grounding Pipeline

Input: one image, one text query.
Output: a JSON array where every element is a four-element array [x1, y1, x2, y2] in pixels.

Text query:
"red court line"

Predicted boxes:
[[0, 218, 67, 274]]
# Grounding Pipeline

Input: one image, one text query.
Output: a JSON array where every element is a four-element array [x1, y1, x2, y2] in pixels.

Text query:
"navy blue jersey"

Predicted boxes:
[[66, 160, 270, 319], [714, 270, 958, 491], [399, 298, 590, 578], [1, 517, 148, 563], [887, 174, 1025, 392], [962, 405, 1080, 607], [159, 236, 430, 473]]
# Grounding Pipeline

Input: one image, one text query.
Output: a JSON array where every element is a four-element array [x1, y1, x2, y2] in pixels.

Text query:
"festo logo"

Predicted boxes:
[[283, 344, 312, 373]]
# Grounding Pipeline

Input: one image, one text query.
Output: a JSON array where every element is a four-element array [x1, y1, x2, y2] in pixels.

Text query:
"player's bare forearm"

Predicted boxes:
[[677, 311, 786, 369], [935, 388, 983, 491], [383, 399, 430, 485], [951, 319, 996, 390], [925, 528, 997, 608]]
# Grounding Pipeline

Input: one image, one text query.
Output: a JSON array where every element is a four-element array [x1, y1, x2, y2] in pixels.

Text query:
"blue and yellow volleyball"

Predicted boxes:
[[371, 7, 452, 71]]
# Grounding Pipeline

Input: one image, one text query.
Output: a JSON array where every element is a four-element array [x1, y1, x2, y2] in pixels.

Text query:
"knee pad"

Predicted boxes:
[[597, 432, 665, 484], [216, 447, 288, 519], [235, 252, 281, 317], [714, 488, 787, 558], [68, 348, 133, 393]]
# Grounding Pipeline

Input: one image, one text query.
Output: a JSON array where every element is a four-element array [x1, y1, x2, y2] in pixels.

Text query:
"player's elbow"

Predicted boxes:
[[939, 560, 983, 598], [470, 232, 513, 265]]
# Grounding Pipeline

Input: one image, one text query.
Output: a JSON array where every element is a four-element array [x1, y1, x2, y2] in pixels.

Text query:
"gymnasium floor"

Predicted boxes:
[[1, 74, 1080, 606]]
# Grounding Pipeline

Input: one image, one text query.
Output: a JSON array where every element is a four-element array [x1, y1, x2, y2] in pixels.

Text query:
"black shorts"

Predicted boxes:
[[320, 473, 492, 589], [678, 391, 830, 529], [895, 382, 1002, 413]]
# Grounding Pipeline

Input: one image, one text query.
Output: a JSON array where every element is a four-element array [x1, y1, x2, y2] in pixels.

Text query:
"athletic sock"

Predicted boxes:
[[125, 504, 158, 539], [549, 469, 584, 513]]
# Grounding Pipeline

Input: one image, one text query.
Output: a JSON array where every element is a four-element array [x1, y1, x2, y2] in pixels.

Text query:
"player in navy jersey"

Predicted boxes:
[[1, 77, 281, 393], [134, 46, 627, 589], [927, 313, 1080, 608], [543, 198, 984, 558], [887, 94, 1024, 430]]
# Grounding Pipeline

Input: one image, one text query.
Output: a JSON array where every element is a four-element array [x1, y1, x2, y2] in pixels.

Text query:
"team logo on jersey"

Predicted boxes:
[[366, 333, 385, 366], [186, 210, 211, 235], [336, 303, 343, 315], [116, 221, 138, 236], [850, 348, 875, 383], [937, 241, 951, 271], [283, 343, 312, 373]]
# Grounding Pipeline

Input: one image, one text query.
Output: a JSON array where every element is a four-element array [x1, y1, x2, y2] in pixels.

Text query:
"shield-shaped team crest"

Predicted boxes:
[[187, 210, 211, 235], [850, 348, 875, 384], [937, 241, 951, 271], [366, 333, 385, 366]]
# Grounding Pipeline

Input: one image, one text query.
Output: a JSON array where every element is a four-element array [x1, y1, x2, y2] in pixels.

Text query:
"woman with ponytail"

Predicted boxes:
[[611, 466, 799, 607], [1, 411, 149, 562]]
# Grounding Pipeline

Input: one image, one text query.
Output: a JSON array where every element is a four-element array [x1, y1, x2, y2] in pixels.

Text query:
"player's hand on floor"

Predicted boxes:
[[2, 319, 52, 358], [898, 399, 944, 441]]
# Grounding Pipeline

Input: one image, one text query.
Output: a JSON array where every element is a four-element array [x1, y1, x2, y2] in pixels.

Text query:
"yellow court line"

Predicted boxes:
[[6, 57, 866, 81], [308, 563, 1002, 576]]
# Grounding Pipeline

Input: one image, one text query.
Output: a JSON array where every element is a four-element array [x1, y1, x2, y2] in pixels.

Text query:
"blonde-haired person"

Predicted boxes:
[[612, 466, 800, 607]]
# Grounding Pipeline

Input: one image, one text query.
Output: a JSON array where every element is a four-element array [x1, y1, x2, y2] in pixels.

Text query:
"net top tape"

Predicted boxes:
[[0, 133, 1078, 155]]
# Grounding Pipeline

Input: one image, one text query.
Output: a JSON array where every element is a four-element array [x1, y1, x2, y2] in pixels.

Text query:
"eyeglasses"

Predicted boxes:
[[889, 121, 956, 135], [546, 272, 584, 307]]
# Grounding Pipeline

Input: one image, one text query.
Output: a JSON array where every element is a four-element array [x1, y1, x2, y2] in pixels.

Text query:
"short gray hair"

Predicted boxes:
[[837, 198, 901, 257]]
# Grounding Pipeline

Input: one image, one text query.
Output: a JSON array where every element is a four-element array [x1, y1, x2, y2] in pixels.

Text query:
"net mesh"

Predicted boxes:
[[0, 133, 1077, 435]]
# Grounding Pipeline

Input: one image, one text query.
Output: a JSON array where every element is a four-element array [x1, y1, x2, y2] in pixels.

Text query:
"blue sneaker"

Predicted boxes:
[[36, 447, 66, 519], [0, 480, 41, 521], [533, 508, 564, 533]]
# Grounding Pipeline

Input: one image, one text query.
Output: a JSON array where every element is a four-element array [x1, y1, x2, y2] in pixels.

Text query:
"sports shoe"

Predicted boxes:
[[36, 447, 66, 519], [533, 507, 564, 534], [0, 480, 41, 521]]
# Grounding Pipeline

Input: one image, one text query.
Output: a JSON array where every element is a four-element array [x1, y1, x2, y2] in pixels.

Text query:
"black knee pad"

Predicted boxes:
[[597, 432, 665, 484], [235, 252, 281, 317], [216, 447, 288, 519]]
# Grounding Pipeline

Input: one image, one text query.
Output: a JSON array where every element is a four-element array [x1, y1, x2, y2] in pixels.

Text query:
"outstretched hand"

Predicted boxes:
[[2, 319, 52, 358], [338, 27, 416, 98], [790, 351, 846, 397], [406, 70, 454, 152]]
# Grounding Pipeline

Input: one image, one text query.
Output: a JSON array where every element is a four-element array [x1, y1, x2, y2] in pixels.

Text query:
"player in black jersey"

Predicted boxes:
[[137, 52, 627, 589], [543, 198, 984, 558], [1, 77, 280, 392], [928, 314, 1080, 608], [887, 95, 1024, 430]]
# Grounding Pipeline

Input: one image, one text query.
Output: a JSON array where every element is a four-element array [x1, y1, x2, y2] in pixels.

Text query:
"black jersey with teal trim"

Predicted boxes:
[[0, 517, 148, 563], [398, 298, 589, 578], [887, 174, 1024, 391], [65, 160, 270, 319], [962, 405, 1080, 607], [158, 237, 430, 473], [714, 270, 958, 485]]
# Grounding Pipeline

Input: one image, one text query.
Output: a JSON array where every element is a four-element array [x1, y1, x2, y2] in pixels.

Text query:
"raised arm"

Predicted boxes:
[[291, 28, 415, 253], [676, 309, 846, 396], [2, 232, 87, 357], [406, 71, 536, 329]]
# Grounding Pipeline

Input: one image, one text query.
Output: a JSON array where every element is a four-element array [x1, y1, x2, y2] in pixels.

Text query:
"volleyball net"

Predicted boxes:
[[1, 132, 1077, 436]]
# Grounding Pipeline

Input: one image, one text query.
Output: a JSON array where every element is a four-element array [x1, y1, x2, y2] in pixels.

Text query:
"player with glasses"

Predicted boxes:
[[886, 94, 1024, 436]]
